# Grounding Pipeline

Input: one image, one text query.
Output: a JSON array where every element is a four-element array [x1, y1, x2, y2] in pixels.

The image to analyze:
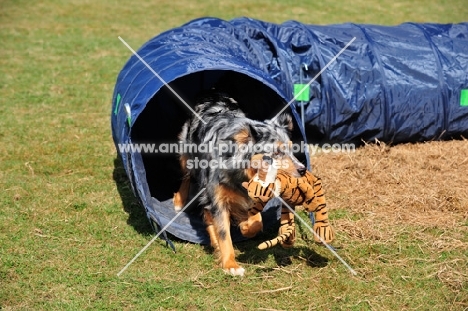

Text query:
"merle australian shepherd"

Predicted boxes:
[[173, 92, 305, 276]]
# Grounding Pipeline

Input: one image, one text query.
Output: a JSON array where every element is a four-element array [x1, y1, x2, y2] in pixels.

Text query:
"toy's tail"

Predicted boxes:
[[258, 207, 295, 250]]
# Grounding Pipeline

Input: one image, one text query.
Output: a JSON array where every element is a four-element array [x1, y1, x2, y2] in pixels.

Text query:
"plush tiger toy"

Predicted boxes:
[[242, 156, 334, 249]]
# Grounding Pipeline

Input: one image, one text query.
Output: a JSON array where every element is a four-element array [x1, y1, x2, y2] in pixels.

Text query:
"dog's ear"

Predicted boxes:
[[270, 114, 293, 133]]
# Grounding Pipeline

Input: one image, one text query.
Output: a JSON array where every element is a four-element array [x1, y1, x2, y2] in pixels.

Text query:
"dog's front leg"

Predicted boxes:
[[203, 209, 219, 250], [173, 175, 190, 211], [212, 207, 245, 276], [173, 154, 190, 211]]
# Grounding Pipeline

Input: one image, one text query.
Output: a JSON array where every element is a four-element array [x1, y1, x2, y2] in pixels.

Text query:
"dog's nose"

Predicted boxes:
[[297, 166, 306, 176]]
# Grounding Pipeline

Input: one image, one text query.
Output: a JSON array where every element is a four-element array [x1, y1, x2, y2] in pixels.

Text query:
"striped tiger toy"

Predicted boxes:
[[242, 156, 334, 249]]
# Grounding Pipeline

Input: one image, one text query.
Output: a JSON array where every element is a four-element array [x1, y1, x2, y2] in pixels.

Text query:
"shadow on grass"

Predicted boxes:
[[235, 230, 330, 271], [113, 157, 154, 235]]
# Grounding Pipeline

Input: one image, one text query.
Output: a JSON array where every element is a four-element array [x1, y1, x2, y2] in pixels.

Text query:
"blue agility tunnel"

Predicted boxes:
[[111, 17, 468, 244]]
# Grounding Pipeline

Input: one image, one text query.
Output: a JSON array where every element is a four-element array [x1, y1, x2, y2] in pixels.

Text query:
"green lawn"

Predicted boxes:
[[1, 0, 467, 310]]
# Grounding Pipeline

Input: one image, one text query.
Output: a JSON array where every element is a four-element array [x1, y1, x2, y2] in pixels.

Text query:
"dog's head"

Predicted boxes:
[[246, 114, 306, 178]]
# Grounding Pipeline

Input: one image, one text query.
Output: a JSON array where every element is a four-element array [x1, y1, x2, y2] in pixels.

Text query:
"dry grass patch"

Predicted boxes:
[[310, 139, 468, 307]]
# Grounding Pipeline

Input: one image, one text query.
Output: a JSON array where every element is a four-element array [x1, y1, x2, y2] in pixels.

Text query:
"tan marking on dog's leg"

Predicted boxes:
[[204, 209, 219, 251], [216, 209, 245, 276], [173, 154, 190, 211], [213, 185, 245, 276], [173, 176, 190, 211]]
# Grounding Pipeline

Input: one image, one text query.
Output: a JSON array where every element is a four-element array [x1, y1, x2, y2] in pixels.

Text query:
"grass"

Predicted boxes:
[[1, 0, 467, 310]]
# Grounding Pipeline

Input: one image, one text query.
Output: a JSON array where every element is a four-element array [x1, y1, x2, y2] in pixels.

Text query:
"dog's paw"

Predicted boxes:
[[225, 267, 245, 277], [174, 205, 183, 212], [222, 259, 245, 277]]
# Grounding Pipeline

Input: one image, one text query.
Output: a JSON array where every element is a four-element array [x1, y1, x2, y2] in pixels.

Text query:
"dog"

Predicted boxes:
[[173, 91, 305, 276]]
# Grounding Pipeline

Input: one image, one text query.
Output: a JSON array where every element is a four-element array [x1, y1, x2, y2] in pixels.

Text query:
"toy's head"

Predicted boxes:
[[242, 155, 281, 204]]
